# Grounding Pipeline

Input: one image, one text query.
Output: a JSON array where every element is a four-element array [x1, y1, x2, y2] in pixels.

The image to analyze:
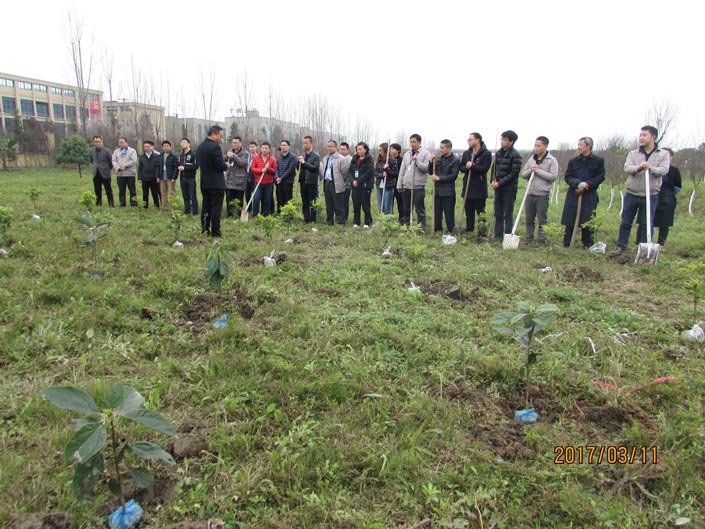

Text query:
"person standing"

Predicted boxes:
[[458, 132, 492, 233], [196, 126, 228, 237], [225, 136, 248, 217], [652, 148, 681, 245], [246, 141, 258, 210], [275, 139, 297, 213], [396, 134, 432, 230], [387, 143, 404, 222], [112, 136, 138, 207], [339, 142, 353, 222], [178, 138, 199, 215], [159, 140, 179, 210], [250, 142, 277, 218], [610, 126, 670, 258], [520, 136, 559, 245], [560, 137, 605, 247], [138, 140, 161, 209], [320, 140, 347, 225], [490, 130, 522, 240], [350, 142, 375, 228], [297, 136, 321, 223], [431, 139, 460, 233], [375, 143, 394, 215], [90, 135, 114, 207]]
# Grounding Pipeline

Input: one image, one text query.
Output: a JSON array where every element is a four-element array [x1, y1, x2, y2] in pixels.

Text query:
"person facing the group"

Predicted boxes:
[[490, 130, 522, 240], [178, 138, 198, 215], [430, 139, 460, 233], [225, 136, 248, 217], [396, 134, 431, 230], [196, 125, 228, 237], [350, 142, 375, 228], [90, 135, 114, 207], [275, 140, 297, 214], [138, 140, 161, 209], [560, 137, 605, 247], [520, 136, 559, 245], [459, 132, 491, 234], [249, 142, 277, 218], [298, 136, 321, 223], [159, 140, 179, 210]]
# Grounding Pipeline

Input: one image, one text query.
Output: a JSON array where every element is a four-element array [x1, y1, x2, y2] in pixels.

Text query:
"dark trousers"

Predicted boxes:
[[494, 188, 517, 239], [253, 183, 273, 217], [324, 180, 346, 225], [395, 189, 404, 222], [344, 187, 351, 222], [93, 175, 114, 206], [226, 188, 245, 217], [276, 182, 294, 214], [563, 225, 594, 248], [401, 188, 426, 229], [301, 182, 318, 223], [141, 180, 160, 208], [117, 177, 137, 207], [617, 193, 657, 251], [245, 179, 254, 211], [434, 194, 456, 233], [464, 197, 486, 232], [352, 186, 373, 226], [180, 177, 198, 215], [201, 187, 225, 237]]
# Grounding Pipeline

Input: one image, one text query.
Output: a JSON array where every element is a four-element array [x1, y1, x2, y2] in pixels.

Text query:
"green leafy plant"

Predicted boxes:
[[42, 383, 177, 504], [205, 241, 236, 291], [256, 214, 279, 243], [542, 223, 564, 259], [29, 187, 41, 214], [56, 134, 90, 178], [476, 211, 489, 238], [378, 214, 399, 245], [79, 190, 97, 213], [491, 301, 559, 407], [77, 213, 110, 276], [681, 262, 705, 321], [169, 195, 185, 242], [0, 137, 17, 171], [581, 210, 606, 243], [0, 206, 13, 245], [279, 201, 303, 224]]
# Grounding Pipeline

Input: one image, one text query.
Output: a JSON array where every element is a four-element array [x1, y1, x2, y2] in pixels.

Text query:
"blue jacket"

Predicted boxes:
[[159, 152, 179, 180], [276, 152, 298, 185]]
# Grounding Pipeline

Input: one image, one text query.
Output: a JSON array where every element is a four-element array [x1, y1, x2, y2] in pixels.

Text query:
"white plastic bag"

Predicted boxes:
[[681, 324, 704, 342], [441, 234, 457, 245], [590, 241, 607, 254], [263, 251, 276, 267]]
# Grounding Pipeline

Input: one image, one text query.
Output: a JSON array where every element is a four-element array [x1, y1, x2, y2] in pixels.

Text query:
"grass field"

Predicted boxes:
[[1, 168, 704, 529]]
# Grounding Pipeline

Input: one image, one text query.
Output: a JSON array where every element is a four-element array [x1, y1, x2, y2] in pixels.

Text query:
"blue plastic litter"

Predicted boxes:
[[514, 408, 539, 424], [107, 499, 143, 529], [213, 314, 228, 328]]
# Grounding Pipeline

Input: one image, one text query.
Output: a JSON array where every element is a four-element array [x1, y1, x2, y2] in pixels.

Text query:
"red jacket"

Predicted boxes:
[[250, 153, 277, 185]]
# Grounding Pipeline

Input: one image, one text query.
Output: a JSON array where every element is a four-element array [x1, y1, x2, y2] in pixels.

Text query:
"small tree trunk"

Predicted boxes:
[[689, 189, 696, 216], [78, 163, 83, 178]]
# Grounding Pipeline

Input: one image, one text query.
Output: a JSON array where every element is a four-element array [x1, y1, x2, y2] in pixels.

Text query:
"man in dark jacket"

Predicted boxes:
[[387, 144, 404, 222], [178, 138, 199, 215], [297, 135, 321, 223], [275, 139, 298, 213], [225, 136, 248, 217], [196, 126, 228, 237], [90, 135, 114, 207], [138, 140, 161, 209], [159, 140, 179, 210], [431, 139, 460, 233], [560, 137, 605, 247], [459, 132, 491, 233], [491, 130, 523, 240]]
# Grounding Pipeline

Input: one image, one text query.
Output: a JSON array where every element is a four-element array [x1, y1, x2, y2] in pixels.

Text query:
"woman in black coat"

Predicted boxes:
[[350, 142, 375, 227], [652, 148, 681, 245]]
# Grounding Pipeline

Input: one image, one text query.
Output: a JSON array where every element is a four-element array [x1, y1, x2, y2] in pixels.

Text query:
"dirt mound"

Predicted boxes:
[[473, 420, 534, 460], [184, 289, 256, 330], [584, 404, 651, 432], [563, 266, 603, 283], [415, 281, 484, 304], [13, 511, 69, 529]]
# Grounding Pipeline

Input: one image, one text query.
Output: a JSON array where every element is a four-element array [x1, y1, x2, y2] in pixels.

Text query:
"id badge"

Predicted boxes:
[[355, 170, 359, 180]]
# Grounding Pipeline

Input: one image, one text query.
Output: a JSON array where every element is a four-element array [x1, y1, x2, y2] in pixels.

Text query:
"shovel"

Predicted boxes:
[[569, 193, 583, 248], [240, 166, 268, 222], [634, 169, 660, 265], [503, 172, 535, 250], [454, 151, 476, 234], [431, 157, 437, 234]]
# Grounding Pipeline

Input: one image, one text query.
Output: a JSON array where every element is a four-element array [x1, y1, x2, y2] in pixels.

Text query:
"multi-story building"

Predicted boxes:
[[0, 72, 102, 137], [164, 115, 226, 145], [102, 101, 166, 145]]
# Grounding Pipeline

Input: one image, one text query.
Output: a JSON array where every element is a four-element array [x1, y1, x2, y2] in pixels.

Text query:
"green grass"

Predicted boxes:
[[1, 169, 705, 528]]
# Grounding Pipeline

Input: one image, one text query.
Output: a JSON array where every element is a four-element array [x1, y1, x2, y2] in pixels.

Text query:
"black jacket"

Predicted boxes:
[[138, 152, 160, 182], [459, 143, 491, 199], [160, 152, 179, 180], [196, 138, 228, 189], [179, 149, 198, 179], [385, 155, 402, 190], [492, 146, 522, 191], [654, 165, 682, 227], [299, 150, 321, 185], [349, 153, 375, 190], [560, 153, 605, 226], [432, 153, 460, 197], [276, 152, 298, 185]]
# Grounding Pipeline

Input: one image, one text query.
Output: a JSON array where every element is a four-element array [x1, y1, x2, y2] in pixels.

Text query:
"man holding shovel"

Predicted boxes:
[[396, 134, 431, 230], [609, 126, 669, 259], [458, 132, 492, 234], [431, 139, 460, 234], [520, 136, 559, 245], [560, 137, 605, 248], [490, 130, 522, 241]]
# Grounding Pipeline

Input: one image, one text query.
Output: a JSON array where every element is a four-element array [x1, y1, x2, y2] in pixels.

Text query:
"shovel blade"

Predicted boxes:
[[634, 242, 660, 265], [240, 210, 249, 222], [503, 234, 521, 250]]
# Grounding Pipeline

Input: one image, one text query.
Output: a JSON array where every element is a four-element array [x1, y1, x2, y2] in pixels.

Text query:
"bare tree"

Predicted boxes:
[[197, 65, 219, 125], [65, 10, 96, 135], [596, 134, 629, 212], [645, 99, 679, 146]]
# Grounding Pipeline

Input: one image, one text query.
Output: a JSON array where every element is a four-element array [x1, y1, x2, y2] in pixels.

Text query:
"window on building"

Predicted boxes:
[[21, 99, 34, 116], [2, 96, 15, 114], [18, 81, 32, 90], [105, 106, 118, 112], [63, 89, 75, 96], [0, 78, 14, 88], [4, 118, 16, 135], [65, 105, 76, 119], [36, 101, 49, 118], [33, 84, 47, 92], [53, 104, 64, 119], [51, 87, 62, 95], [88, 93, 100, 101]]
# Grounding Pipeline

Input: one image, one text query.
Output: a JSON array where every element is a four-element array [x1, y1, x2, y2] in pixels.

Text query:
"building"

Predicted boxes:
[[224, 109, 301, 146], [0, 72, 102, 137], [164, 115, 226, 145], [102, 100, 166, 146]]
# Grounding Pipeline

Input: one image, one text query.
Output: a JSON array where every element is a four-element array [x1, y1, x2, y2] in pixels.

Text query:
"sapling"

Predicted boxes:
[[542, 223, 564, 261], [256, 214, 279, 243], [681, 262, 705, 321], [476, 211, 489, 238], [279, 201, 303, 225], [0, 206, 13, 245], [378, 214, 398, 246], [77, 213, 110, 277], [581, 209, 606, 244], [79, 190, 97, 213], [205, 241, 236, 291], [490, 301, 559, 407], [29, 187, 41, 215], [42, 383, 176, 506]]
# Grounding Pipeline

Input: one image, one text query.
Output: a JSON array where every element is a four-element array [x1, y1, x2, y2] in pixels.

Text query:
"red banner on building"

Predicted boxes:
[[89, 100, 101, 116]]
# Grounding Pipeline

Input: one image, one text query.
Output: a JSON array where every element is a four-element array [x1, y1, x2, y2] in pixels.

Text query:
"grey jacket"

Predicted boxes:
[[396, 148, 431, 190], [320, 153, 348, 194], [90, 147, 113, 179], [340, 155, 353, 188], [226, 147, 249, 191], [624, 146, 670, 196], [521, 152, 559, 196], [112, 147, 138, 178]]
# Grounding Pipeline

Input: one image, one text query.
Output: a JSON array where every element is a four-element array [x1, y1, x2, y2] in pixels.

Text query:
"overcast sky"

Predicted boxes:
[[2, 0, 700, 150]]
